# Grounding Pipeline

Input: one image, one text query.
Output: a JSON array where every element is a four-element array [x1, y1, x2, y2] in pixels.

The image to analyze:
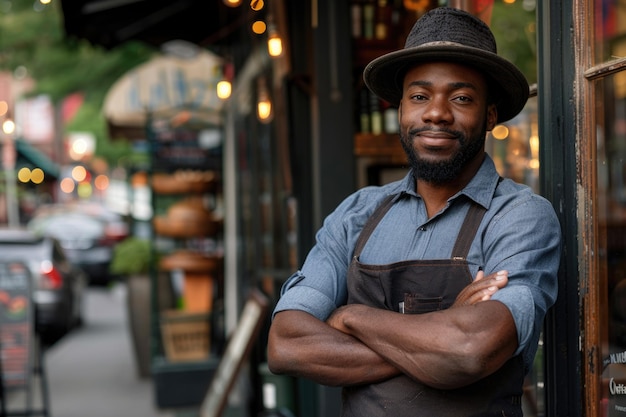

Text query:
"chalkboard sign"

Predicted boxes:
[[200, 289, 268, 417], [0, 262, 34, 388], [149, 122, 223, 172]]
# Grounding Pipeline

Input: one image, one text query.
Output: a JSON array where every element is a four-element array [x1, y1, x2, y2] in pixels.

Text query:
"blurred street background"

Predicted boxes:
[[6, 283, 176, 417]]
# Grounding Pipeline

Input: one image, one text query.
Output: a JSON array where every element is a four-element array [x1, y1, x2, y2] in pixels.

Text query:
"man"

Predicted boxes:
[[267, 7, 560, 417]]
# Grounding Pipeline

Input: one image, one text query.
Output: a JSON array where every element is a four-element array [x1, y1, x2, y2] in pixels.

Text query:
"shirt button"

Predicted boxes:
[[419, 226, 427, 231]]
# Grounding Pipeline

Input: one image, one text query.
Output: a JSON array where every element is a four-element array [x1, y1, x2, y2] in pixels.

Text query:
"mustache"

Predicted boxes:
[[407, 127, 462, 138]]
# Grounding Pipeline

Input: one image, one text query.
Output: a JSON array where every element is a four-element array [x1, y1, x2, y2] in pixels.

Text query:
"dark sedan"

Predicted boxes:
[[0, 228, 87, 343]]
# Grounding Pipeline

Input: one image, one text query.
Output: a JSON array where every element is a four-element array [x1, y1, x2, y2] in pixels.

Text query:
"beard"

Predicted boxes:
[[400, 123, 487, 185]]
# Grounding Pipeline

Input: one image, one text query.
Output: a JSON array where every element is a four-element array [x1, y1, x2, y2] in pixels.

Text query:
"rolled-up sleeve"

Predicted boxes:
[[487, 191, 561, 370], [272, 191, 374, 321]]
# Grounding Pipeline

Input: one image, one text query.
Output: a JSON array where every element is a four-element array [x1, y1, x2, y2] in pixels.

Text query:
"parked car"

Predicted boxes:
[[27, 203, 129, 286], [0, 228, 87, 343]]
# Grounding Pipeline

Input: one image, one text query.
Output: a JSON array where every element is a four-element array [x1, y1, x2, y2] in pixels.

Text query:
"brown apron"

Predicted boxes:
[[342, 193, 524, 417]]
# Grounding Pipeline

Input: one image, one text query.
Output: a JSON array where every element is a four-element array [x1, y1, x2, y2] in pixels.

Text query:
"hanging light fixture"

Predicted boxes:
[[217, 80, 232, 100], [217, 61, 234, 100], [256, 77, 273, 123], [250, 0, 264, 11], [267, 24, 283, 57], [223, 0, 243, 7]]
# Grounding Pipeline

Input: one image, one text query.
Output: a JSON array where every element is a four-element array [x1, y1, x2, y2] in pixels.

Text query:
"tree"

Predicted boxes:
[[0, 0, 155, 167]]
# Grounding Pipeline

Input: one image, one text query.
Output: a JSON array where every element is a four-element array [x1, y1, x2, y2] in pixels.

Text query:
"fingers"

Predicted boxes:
[[453, 270, 508, 307], [480, 273, 506, 301], [474, 269, 485, 282]]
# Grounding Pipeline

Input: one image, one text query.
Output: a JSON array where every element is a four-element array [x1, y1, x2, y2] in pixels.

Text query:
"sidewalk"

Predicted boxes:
[[6, 284, 176, 417]]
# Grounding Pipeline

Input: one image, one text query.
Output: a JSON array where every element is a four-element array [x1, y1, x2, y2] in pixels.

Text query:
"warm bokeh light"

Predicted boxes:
[[94, 174, 109, 191], [250, 0, 264, 11], [491, 125, 509, 140], [2, 119, 15, 135], [71, 165, 87, 182], [252, 21, 266, 34], [60, 178, 75, 193], [17, 168, 31, 183], [217, 80, 232, 100], [267, 31, 283, 57], [31, 168, 45, 184], [223, 0, 242, 6], [70, 137, 89, 160], [0, 101, 7, 117], [17, 167, 45, 185], [257, 99, 272, 122]]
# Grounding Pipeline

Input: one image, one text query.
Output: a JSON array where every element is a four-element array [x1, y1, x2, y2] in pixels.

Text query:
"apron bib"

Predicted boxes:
[[342, 194, 524, 417]]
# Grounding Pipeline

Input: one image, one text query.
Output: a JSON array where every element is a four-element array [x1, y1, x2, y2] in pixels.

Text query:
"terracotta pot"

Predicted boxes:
[[152, 171, 217, 195], [153, 198, 221, 238], [159, 250, 222, 274]]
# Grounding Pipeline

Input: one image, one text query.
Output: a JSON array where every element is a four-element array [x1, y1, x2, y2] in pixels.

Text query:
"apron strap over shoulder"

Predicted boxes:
[[353, 193, 401, 259], [451, 202, 487, 260]]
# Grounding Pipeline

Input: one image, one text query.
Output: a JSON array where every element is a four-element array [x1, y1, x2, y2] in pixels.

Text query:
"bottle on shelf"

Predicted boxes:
[[362, 1, 375, 39], [359, 87, 371, 133], [369, 92, 383, 135], [375, 0, 392, 40], [351, 2, 362, 38], [382, 100, 399, 134]]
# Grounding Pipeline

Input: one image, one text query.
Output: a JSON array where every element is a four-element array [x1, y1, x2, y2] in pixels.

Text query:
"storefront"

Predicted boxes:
[[56, 0, 626, 415]]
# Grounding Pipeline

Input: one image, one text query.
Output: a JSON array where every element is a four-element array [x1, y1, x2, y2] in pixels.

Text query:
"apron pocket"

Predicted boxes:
[[402, 293, 443, 314]]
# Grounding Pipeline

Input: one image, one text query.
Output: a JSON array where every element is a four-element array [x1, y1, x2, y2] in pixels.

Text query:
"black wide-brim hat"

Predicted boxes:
[[363, 7, 529, 123]]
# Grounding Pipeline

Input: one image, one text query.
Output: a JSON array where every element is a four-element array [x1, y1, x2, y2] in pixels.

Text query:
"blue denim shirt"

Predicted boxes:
[[274, 154, 561, 371]]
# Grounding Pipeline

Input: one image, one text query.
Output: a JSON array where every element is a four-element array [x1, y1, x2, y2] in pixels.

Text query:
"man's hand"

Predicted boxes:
[[453, 270, 508, 307]]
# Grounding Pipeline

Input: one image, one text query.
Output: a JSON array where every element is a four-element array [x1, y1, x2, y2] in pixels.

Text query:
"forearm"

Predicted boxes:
[[333, 301, 518, 389], [267, 310, 400, 386]]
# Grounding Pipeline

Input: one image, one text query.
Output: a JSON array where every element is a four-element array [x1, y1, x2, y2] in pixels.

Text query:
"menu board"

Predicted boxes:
[[149, 120, 223, 172], [0, 262, 33, 388]]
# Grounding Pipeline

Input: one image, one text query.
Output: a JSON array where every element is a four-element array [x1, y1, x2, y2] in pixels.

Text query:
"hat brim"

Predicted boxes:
[[363, 44, 529, 123]]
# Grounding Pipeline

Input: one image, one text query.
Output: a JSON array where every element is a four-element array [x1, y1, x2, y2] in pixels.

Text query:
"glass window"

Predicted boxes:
[[486, 96, 539, 192], [596, 70, 626, 416], [594, 0, 626, 65]]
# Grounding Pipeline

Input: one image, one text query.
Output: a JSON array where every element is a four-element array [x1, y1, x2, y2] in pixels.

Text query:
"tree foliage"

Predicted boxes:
[[0, 0, 155, 167]]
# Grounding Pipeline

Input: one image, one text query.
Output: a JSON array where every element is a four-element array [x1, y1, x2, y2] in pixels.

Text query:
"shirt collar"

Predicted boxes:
[[457, 154, 500, 209], [398, 154, 500, 209]]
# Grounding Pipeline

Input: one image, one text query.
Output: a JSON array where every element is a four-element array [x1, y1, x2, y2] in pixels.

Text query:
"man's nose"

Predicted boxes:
[[422, 97, 453, 124]]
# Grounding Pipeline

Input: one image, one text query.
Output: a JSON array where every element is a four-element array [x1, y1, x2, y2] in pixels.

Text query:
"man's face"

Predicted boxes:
[[398, 61, 498, 184]]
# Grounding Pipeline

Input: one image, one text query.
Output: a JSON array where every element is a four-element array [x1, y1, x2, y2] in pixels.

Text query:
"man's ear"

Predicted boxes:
[[486, 104, 498, 131]]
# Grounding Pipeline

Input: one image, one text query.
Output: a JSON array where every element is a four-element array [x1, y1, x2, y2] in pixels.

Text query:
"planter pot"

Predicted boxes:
[[126, 273, 151, 379]]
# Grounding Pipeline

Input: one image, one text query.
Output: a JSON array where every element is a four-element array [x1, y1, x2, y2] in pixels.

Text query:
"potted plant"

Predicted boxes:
[[110, 237, 152, 277], [110, 237, 152, 378]]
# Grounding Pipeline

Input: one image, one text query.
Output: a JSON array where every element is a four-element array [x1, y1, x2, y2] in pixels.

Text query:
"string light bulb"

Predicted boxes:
[[250, 0, 264, 11], [256, 77, 273, 123], [217, 80, 232, 100], [267, 25, 283, 57], [223, 0, 243, 7], [217, 61, 234, 100]]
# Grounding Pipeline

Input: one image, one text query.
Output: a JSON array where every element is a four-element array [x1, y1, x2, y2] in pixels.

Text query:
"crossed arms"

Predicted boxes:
[[267, 270, 517, 390]]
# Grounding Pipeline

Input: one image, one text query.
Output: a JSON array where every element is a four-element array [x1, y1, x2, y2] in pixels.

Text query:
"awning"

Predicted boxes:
[[59, 0, 248, 50], [103, 49, 225, 140], [15, 139, 61, 179]]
